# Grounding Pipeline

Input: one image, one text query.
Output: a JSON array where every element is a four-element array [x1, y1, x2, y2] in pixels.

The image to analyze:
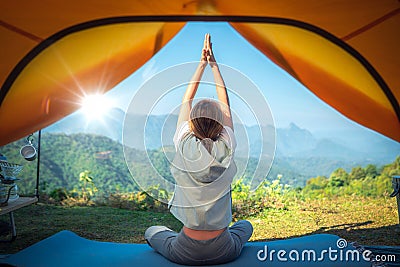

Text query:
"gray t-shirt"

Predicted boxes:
[[168, 121, 237, 230]]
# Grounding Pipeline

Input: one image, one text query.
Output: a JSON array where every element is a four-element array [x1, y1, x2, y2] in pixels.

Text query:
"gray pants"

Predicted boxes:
[[144, 220, 253, 266]]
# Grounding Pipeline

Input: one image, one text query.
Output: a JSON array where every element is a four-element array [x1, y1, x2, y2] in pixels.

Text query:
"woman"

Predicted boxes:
[[145, 34, 253, 265]]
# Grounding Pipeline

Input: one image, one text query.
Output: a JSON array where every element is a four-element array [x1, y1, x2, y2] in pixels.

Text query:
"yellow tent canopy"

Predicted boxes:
[[0, 0, 399, 145]]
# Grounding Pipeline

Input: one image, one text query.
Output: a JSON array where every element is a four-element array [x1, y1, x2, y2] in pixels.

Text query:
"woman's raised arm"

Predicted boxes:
[[176, 35, 208, 127]]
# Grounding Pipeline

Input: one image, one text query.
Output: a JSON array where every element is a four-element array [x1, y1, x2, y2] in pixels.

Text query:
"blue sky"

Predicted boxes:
[[104, 22, 363, 134], [63, 21, 397, 144]]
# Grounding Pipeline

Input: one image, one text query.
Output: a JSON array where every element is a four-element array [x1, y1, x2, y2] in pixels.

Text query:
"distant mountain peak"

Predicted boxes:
[[288, 122, 300, 130], [44, 112, 399, 165]]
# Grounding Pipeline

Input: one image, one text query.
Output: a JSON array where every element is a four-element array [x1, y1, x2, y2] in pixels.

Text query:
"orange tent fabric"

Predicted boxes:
[[0, 0, 399, 145]]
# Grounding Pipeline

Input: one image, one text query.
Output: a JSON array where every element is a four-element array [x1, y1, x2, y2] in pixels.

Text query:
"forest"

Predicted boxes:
[[0, 132, 398, 204]]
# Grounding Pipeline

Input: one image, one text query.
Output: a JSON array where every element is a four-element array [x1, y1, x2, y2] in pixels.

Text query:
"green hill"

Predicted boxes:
[[1, 133, 396, 196], [1, 133, 138, 195]]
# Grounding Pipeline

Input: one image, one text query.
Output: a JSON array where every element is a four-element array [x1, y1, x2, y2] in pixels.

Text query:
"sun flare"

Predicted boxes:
[[80, 94, 114, 121]]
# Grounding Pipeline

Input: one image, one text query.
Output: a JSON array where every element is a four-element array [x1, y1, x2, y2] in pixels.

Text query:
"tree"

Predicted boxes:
[[349, 166, 366, 180], [79, 170, 98, 202], [329, 168, 348, 186], [382, 156, 400, 177], [365, 164, 378, 178], [305, 176, 329, 190]]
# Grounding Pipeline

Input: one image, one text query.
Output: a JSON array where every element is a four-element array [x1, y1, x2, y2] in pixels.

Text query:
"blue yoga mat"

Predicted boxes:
[[1, 231, 372, 266]]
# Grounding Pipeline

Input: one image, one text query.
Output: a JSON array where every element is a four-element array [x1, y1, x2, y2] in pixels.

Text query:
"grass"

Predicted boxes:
[[0, 195, 399, 254], [248, 195, 400, 246], [0, 204, 182, 254]]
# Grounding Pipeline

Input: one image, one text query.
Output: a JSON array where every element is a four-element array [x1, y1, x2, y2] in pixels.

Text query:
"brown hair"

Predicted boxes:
[[189, 99, 224, 153]]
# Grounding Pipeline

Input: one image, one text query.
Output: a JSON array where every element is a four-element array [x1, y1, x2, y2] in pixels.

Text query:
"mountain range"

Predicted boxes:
[[45, 108, 399, 180]]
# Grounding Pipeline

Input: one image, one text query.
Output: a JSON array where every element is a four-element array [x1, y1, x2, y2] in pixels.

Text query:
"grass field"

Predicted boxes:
[[0, 195, 399, 254]]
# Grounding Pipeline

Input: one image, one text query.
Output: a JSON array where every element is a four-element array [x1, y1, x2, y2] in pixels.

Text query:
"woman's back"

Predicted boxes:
[[169, 121, 236, 231]]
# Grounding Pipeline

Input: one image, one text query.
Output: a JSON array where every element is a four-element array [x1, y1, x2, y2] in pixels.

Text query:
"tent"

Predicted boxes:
[[0, 0, 399, 145]]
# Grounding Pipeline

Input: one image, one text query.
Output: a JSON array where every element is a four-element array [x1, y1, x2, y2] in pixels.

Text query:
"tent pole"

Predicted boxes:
[[35, 129, 41, 199]]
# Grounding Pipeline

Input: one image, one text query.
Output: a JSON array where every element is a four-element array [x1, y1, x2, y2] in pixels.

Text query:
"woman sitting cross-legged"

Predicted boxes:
[[145, 33, 253, 266]]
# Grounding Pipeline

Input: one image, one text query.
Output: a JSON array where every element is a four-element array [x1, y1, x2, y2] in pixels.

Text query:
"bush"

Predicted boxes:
[[98, 191, 166, 212], [232, 176, 290, 220], [49, 188, 69, 203], [37, 157, 399, 215]]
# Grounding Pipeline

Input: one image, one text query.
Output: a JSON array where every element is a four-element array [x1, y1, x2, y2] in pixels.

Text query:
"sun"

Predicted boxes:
[[80, 94, 114, 121]]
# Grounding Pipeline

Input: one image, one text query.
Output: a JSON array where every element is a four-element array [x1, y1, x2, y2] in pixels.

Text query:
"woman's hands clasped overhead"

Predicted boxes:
[[201, 33, 217, 68]]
